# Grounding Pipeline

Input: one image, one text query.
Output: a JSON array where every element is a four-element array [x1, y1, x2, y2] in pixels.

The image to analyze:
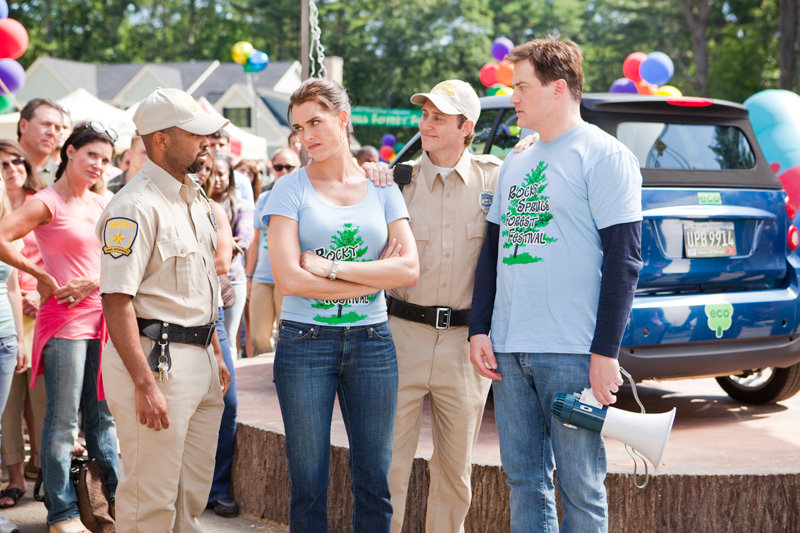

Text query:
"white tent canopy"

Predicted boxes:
[[0, 90, 268, 159], [0, 88, 136, 151]]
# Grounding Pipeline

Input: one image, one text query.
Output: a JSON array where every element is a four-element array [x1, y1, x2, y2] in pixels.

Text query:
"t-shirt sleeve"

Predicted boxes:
[[588, 150, 643, 230], [383, 184, 409, 224], [96, 197, 155, 297], [264, 174, 301, 223], [32, 189, 57, 220]]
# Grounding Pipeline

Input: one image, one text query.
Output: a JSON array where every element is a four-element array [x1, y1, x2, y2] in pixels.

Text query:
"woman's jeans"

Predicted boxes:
[[492, 352, 608, 533], [41, 338, 119, 526], [223, 280, 248, 357], [209, 307, 238, 502], [0, 335, 18, 442], [274, 320, 398, 533]]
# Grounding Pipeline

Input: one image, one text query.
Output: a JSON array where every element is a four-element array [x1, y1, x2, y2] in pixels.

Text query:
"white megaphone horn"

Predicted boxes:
[[551, 388, 676, 469]]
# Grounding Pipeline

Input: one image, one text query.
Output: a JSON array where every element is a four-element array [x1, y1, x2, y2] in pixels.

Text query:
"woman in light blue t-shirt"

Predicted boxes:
[[266, 78, 418, 532]]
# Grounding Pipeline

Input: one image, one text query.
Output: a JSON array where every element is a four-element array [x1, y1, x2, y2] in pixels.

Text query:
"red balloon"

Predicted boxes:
[[0, 19, 28, 60], [379, 145, 394, 161], [623, 52, 647, 82], [479, 63, 499, 87]]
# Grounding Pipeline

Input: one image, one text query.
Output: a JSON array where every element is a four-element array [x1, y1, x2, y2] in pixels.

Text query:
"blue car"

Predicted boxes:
[[394, 93, 800, 404]]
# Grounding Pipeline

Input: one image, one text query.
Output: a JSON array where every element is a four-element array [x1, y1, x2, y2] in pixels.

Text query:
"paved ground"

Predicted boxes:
[[0, 493, 289, 532]]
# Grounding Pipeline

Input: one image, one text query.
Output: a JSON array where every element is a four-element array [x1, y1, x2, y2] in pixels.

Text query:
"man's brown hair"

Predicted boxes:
[[506, 36, 584, 102]]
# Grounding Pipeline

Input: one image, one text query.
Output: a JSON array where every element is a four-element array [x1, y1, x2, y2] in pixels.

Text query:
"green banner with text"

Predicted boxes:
[[350, 106, 422, 128]]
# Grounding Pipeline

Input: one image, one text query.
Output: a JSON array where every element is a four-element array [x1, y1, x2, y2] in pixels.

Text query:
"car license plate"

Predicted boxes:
[[683, 221, 736, 258]]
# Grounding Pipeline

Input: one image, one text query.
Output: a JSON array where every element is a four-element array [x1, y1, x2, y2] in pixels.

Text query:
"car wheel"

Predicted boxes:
[[715, 363, 800, 404]]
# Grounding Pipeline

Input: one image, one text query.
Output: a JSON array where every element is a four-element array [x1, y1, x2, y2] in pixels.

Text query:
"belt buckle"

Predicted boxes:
[[203, 323, 216, 347], [435, 307, 451, 330]]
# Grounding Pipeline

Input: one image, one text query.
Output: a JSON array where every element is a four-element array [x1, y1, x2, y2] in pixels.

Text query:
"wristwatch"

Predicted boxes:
[[328, 260, 340, 280]]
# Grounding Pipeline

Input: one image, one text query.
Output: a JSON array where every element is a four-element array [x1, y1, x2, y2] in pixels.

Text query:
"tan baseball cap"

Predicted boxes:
[[410, 80, 480, 123], [133, 88, 229, 136]]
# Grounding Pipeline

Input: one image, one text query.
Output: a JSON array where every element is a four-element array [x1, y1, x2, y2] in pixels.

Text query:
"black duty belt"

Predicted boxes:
[[387, 297, 470, 330], [137, 319, 216, 382]]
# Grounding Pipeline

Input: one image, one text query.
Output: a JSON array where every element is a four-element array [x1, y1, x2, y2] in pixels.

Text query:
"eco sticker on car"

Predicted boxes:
[[698, 192, 722, 205], [705, 303, 733, 338]]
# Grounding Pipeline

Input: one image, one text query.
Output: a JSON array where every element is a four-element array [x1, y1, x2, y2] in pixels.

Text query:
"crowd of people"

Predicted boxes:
[[0, 35, 642, 533]]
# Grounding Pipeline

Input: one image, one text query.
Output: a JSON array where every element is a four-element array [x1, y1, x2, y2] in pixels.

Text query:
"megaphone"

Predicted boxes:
[[550, 389, 676, 469]]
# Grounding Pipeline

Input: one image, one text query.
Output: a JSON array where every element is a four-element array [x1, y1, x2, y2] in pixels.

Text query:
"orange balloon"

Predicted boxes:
[[636, 80, 658, 95], [497, 61, 514, 86]]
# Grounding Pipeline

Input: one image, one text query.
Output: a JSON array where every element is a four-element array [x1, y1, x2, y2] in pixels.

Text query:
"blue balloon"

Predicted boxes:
[[245, 50, 269, 73], [609, 78, 637, 94], [0, 1, 7, 19], [381, 133, 397, 147], [639, 52, 674, 86]]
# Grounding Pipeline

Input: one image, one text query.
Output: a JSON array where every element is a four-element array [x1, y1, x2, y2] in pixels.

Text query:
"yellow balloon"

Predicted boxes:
[[232, 41, 254, 65], [497, 86, 513, 96], [656, 85, 682, 97]]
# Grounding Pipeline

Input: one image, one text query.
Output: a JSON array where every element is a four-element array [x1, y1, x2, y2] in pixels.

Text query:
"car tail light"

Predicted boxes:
[[786, 196, 798, 220], [666, 98, 713, 107], [789, 225, 799, 251]]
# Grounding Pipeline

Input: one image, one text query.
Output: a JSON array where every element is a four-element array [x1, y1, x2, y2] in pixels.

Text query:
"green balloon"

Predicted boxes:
[[0, 94, 13, 114]]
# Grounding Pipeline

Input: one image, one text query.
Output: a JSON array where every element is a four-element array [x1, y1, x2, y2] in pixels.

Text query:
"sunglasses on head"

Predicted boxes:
[[85, 121, 118, 142], [0, 157, 25, 170], [273, 164, 296, 172]]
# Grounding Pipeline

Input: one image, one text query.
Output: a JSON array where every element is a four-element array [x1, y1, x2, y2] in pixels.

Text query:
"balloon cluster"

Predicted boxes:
[[0, 1, 29, 114], [379, 133, 404, 163], [609, 51, 682, 97], [231, 41, 269, 73], [479, 37, 515, 96]]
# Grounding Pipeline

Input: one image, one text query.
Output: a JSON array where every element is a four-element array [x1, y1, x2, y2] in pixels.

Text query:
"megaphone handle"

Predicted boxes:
[[625, 444, 650, 489], [620, 366, 646, 414]]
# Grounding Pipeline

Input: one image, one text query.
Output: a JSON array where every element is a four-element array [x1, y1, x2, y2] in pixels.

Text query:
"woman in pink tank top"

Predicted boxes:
[[0, 123, 120, 532]]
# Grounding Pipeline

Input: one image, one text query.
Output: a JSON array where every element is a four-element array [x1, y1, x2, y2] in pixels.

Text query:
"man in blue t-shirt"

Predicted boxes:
[[469, 37, 643, 532]]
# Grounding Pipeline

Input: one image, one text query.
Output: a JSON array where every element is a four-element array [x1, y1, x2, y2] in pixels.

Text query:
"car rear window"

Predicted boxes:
[[617, 122, 756, 170]]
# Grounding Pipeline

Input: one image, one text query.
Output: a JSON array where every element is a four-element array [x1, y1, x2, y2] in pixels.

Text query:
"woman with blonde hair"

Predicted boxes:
[[266, 78, 418, 532]]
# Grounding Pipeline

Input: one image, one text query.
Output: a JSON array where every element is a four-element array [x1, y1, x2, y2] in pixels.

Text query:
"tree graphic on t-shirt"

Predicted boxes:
[[501, 161, 557, 265], [311, 223, 372, 324]]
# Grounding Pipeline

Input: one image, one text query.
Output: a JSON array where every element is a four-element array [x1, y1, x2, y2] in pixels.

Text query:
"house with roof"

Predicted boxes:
[[16, 57, 302, 154]]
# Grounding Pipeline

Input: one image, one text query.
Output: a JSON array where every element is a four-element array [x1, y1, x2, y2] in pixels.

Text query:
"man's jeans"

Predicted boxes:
[[274, 320, 397, 533], [492, 352, 608, 533], [210, 307, 238, 502], [41, 338, 119, 526]]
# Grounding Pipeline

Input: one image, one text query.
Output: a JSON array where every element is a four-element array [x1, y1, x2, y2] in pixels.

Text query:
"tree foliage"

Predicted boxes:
[[7, 0, 797, 129]]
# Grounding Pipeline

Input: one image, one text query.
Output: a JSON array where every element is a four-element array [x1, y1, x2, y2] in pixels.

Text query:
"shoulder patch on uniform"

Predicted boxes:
[[102, 217, 138, 258]]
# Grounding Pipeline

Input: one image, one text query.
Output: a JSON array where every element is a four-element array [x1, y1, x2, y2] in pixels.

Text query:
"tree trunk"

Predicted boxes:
[[680, 0, 712, 95], [513, 244, 519, 258], [337, 304, 342, 318], [779, 0, 798, 90]]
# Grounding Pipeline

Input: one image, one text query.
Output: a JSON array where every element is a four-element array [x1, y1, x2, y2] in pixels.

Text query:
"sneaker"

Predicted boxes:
[[0, 514, 19, 533]]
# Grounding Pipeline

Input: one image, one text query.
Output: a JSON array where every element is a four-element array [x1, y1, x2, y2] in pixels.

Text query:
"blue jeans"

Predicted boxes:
[[492, 353, 607, 533], [0, 335, 18, 443], [274, 320, 397, 533], [210, 307, 238, 502], [41, 338, 119, 525]]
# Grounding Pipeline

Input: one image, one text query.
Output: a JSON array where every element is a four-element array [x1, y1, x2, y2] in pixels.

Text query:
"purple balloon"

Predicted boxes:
[[609, 78, 637, 94], [381, 133, 397, 147], [0, 59, 25, 93], [491, 37, 514, 62]]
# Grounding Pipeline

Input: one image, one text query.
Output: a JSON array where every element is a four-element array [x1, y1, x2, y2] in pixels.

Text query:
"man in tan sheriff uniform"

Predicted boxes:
[[382, 80, 500, 533], [97, 88, 231, 532]]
